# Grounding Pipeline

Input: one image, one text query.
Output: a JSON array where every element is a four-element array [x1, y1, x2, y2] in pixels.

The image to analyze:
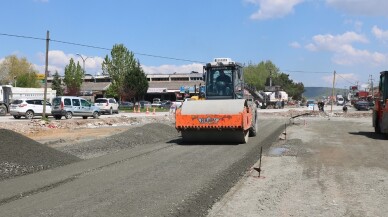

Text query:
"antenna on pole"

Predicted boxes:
[[331, 71, 336, 113]]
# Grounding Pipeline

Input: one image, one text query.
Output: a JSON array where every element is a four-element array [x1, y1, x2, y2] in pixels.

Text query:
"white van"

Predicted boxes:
[[51, 96, 100, 120], [337, 96, 345, 106]]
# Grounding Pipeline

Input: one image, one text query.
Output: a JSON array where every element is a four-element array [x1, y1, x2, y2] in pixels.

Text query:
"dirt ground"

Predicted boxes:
[[2, 109, 387, 216], [208, 114, 388, 217], [1, 116, 173, 146]]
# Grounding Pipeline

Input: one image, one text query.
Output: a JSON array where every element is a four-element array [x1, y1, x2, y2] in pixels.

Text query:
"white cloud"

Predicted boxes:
[[326, 0, 388, 16], [306, 31, 388, 66], [307, 32, 368, 52], [35, 50, 104, 75], [246, 0, 304, 20], [31, 50, 202, 76], [344, 19, 363, 32], [372, 25, 388, 42], [142, 63, 203, 74], [289, 41, 301, 48]]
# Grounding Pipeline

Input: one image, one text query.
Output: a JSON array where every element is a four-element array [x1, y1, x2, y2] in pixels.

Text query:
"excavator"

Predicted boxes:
[[175, 58, 258, 143], [373, 71, 388, 134]]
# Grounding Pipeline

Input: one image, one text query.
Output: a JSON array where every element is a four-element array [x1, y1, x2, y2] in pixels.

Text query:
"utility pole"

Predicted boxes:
[[331, 71, 336, 113], [369, 74, 374, 100], [42, 30, 49, 119]]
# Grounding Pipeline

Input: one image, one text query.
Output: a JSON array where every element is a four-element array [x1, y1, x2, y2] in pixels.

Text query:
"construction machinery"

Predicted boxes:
[[175, 58, 258, 143], [373, 71, 388, 134]]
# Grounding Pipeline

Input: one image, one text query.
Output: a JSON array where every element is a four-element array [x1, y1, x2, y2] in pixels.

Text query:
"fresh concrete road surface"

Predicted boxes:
[[0, 118, 285, 217]]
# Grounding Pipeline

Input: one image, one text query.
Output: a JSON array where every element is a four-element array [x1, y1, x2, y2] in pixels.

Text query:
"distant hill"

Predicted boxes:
[[304, 87, 345, 99]]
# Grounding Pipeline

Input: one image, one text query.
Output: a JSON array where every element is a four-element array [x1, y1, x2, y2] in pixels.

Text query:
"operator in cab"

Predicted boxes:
[[215, 70, 232, 95], [216, 70, 231, 84]]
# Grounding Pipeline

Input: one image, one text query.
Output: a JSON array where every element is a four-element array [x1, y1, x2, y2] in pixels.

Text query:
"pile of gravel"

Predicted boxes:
[[0, 129, 81, 182], [57, 122, 180, 159]]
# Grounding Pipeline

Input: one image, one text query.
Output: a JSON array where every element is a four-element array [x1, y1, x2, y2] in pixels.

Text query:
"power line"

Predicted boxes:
[[335, 73, 358, 86], [283, 68, 360, 85], [0, 32, 206, 63], [0, 33, 46, 41], [281, 69, 331, 74]]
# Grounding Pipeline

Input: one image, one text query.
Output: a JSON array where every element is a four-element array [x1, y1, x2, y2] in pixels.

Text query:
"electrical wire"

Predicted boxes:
[[0, 32, 206, 63], [0, 32, 374, 85], [281, 69, 332, 74], [335, 73, 358, 86]]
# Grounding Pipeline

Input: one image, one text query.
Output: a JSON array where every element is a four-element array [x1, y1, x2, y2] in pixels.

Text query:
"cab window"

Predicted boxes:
[[81, 99, 90, 107], [72, 99, 80, 106]]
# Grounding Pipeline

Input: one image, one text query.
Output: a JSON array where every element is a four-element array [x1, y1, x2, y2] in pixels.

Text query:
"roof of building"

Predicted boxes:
[[80, 82, 111, 91], [148, 81, 203, 91]]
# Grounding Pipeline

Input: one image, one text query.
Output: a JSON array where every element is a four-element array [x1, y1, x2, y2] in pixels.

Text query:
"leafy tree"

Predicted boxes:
[[244, 60, 278, 91], [244, 60, 304, 100], [102, 44, 148, 101], [14, 72, 41, 88], [0, 55, 40, 87], [51, 71, 64, 96], [123, 60, 148, 101], [63, 58, 84, 95]]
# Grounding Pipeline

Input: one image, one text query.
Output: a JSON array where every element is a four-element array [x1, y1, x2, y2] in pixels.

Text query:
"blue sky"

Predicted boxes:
[[1, 0, 388, 88]]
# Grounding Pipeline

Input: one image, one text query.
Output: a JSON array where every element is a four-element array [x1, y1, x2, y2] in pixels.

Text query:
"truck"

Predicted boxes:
[[0, 85, 56, 116], [175, 58, 258, 143], [373, 71, 388, 134], [336, 94, 345, 106], [262, 90, 288, 109]]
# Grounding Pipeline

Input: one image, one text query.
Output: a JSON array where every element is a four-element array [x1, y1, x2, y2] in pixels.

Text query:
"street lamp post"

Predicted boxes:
[[76, 53, 91, 76]]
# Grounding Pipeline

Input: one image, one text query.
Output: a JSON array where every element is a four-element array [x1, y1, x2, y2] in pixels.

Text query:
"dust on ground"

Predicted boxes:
[[208, 114, 388, 217]]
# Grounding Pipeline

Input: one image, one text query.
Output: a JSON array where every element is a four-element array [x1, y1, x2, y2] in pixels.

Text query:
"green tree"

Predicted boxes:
[[102, 44, 148, 101], [0, 55, 40, 87], [123, 60, 148, 101], [244, 60, 304, 100], [244, 60, 278, 91], [51, 71, 64, 96], [63, 58, 84, 95]]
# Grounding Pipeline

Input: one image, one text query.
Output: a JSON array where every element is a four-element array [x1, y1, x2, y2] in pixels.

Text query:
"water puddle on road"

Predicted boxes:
[[268, 147, 288, 156]]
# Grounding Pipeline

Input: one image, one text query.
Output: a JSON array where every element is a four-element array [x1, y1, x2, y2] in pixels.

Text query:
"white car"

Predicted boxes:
[[10, 99, 52, 119], [94, 98, 119, 115]]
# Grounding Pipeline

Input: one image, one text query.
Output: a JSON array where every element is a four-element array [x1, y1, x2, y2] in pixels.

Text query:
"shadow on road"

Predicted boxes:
[[349, 131, 388, 140]]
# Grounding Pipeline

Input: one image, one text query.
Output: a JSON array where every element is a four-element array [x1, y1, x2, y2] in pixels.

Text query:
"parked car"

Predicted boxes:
[[10, 99, 52, 119], [119, 101, 134, 109], [94, 98, 119, 115], [51, 96, 100, 120], [151, 98, 162, 107], [159, 100, 172, 109], [306, 100, 316, 107], [354, 101, 370, 111], [135, 101, 152, 109], [337, 97, 345, 106]]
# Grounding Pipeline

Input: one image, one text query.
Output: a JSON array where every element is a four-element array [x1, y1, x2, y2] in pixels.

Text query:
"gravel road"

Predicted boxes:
[[0, 114, 286, 217], [0, 129, 81, 181], [1, 108, 386, 217], [208, 115, 388, 217]]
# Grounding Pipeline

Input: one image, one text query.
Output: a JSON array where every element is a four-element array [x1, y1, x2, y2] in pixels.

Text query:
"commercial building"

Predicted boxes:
[[44, 72, 203, 102]]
